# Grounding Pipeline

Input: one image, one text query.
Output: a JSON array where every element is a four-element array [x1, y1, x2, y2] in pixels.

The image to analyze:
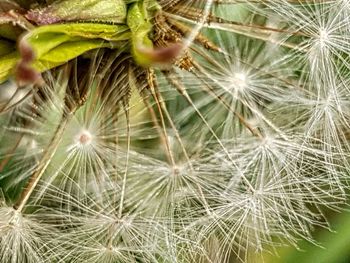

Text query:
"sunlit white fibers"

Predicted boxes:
[[75, 129, 93, 147], [318, 28, 330, 49], [231, 71, 249, 91]]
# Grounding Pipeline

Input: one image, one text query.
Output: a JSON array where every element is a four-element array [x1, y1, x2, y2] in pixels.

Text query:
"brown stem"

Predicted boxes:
[[147, 70, 177, 168], [0, 134, 24, 172], [13, 109, 75, 212]]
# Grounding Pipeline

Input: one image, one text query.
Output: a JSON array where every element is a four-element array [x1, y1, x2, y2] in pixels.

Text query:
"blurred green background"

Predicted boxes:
[[261, 211, 350, 263]]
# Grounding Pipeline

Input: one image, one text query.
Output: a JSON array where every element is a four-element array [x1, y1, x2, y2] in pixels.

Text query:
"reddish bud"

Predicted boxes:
[[138, 43, 183, 66], [18, 38, 35, 63], [15, 62, 43, 87]]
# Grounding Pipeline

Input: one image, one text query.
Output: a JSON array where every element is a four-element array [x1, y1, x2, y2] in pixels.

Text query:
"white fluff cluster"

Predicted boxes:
[[0, 1, 349, 262]]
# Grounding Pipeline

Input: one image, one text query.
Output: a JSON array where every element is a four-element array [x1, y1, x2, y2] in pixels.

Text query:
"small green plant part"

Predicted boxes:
[[0, 0, 179, 84]]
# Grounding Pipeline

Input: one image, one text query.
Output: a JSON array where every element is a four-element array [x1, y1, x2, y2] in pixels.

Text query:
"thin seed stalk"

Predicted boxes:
[[14, 109, 76, 212]]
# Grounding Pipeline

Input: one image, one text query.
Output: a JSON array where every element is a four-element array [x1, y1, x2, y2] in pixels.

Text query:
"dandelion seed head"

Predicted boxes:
[[0, 204, 57, 263], [0, 0, 349, 261], [75, 129, 93, 147], [318, 28, 330, 48], [41, 183, 175, 263], [195, 130, 346, 257], [0, 206, 21, 230], [228, 71, 249, 94]]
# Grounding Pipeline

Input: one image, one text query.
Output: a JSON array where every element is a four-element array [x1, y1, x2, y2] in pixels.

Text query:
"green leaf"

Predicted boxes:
[[0, 51, 18, 82], [25, 22, 131, 69], [27, 33, 72, 59], [0, 22, 131, 83], [24, 23, 131, 60], [27, 23, 131, 43], [0, 38, 14, 56], [0, 13, 25, 40], [38, 39, 113, 63], [127, 1, 154, 66]]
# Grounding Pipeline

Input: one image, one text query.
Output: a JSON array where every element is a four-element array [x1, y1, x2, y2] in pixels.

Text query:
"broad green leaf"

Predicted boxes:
[[24, 23, 130, 62], [0, 22, 131, 83], [39, 40, 113, 63], [27, 33, 73, 58], [25, 23, 131, 70], [27, 23, 130, 42]]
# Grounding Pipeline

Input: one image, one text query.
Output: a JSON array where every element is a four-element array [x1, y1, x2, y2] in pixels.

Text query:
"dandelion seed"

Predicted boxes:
[[36, 181, 178, 263], [0, 1, 349, 262], [76, 130, 93, 146], [0, 201, 58, 263], [231, 71, 249, 91], [191, 132, 346, 261]]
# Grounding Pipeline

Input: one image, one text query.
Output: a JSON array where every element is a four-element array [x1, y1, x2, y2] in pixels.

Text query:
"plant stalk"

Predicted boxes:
[[13, 109, 75, 212]]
